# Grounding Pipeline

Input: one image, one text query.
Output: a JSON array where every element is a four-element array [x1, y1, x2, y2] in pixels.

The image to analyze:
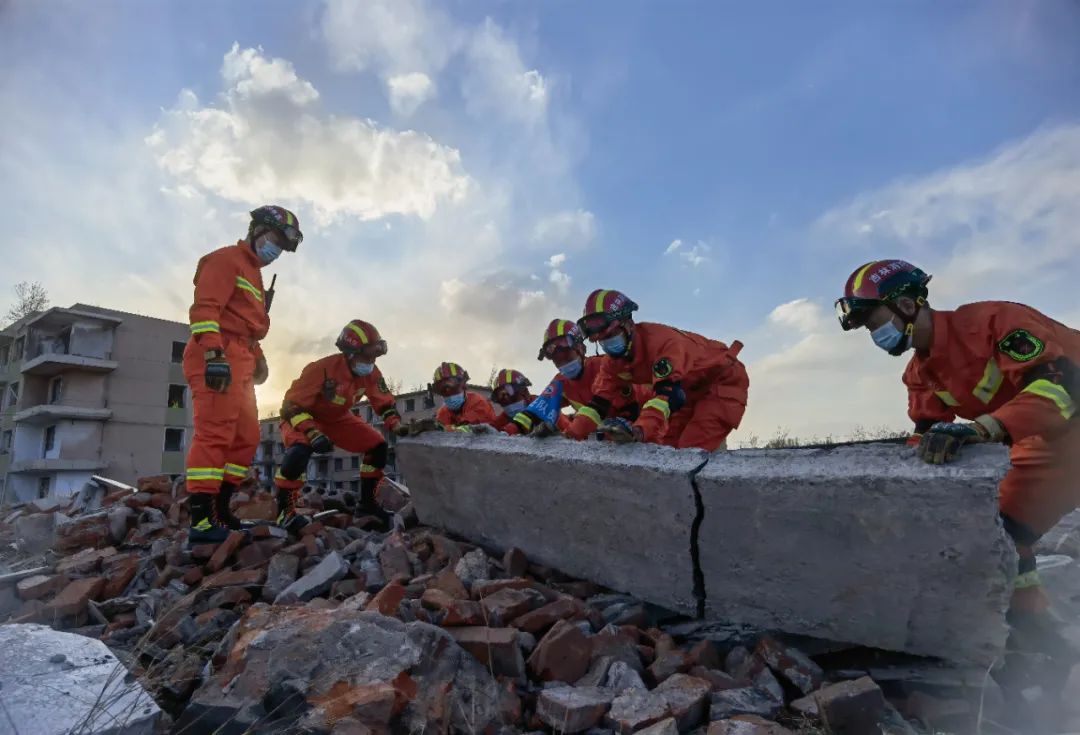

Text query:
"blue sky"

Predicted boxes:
[[2, 0, 1079, 441]]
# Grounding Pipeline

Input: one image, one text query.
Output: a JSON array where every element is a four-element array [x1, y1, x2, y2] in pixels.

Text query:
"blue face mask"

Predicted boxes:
[[351, 361, 375, 377], [255, 239, 283, 266], [600, 333, 628, 356], [444, 392, 465, 411], [503, 400, 525, 417], [558, 359, 583, 379], [871, 321, 910, 356]]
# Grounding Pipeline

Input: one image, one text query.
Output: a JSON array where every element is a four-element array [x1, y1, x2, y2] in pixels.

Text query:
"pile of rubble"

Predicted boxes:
[[0, 475, 1077, 734]]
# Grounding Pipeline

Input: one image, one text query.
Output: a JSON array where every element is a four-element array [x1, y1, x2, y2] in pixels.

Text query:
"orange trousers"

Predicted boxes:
[[274, 413, 386, 491], [661, 385, 747, 452], [183, 337, 259, 495], [999, 424, 1080, 612]]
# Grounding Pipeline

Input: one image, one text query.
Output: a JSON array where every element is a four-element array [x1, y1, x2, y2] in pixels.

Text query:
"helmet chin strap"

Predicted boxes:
[[885, 297, 925, 356]]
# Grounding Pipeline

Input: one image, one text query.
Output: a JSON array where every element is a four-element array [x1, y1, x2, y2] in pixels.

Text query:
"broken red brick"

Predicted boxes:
[[46, 577, 105, 617], [814, 676, 887, 735], [182, 567, 204, 587], [379, 546, 412, 582], [429, 568, 469, 599], [420, 588, 485, 626], [688, 640, 722, 670], [16, 574, 67, 601], [449, 626, 525, 678], [503, 547, 528, 577], [365, 580, 406, 616], [202, 567, 265, 591], [300, 521, 325, 538], [206, 530, 246, 573], [138, 475, 173, 494], [190, 543, 218, 562], [527, 619, 593, 683], [648, 650, 692, 686], [512, 595, 587, 635], [479, 587, 543, 624]]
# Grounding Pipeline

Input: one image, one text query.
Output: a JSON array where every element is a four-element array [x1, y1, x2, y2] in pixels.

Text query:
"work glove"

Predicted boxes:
[[465, 423, 493, 435], [393, 424, 410, 438], [597, 417, 643, 444], [916, 421, 988, 465], [306, 429, 334, 454], [205, 355, 232, 393], [530, 421, 558, 439], [253, 355, 269, 386]]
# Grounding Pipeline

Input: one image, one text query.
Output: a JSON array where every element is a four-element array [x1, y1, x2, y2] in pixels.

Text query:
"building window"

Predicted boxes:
[[276, 442, 285, 454], [6, 382, 19, 409], [350, 456, 360, 470], [43, 425, 57, 456], [334, 481, 343, 491], [48, 377, 63, 405], [12, 337, 24, 362], [38, 477, 51, 499], [405, 398, 415, 412], [423, 395, 435, 409], [171, 341, 186, 364], [317, 459, 328, 475], [349, 480, 359, 493], [0, 344, 8, 364], [334, 457, 343, 472], [164, 428, 185, 452], [0, 430, 11, 454], [168, 384, 186, 409]]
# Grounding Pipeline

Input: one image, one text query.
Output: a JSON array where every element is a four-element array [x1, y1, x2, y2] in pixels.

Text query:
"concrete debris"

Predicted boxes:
[[0, 447, 1072, 733]]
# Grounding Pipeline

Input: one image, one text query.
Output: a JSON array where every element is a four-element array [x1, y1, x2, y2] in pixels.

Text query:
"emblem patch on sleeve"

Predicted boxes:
[[998, 329, 1045, 362], [377, 377, 389, 393], [652, 358, 674, 379]]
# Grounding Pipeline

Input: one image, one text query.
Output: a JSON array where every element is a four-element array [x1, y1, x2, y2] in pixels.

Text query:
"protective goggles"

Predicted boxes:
[[539, 336, 582, 360], [492, 385, 520, 405], [834, 297, 880, 331], [577, 313, 616, 338], [345, 339, 388, 360], [432, 377, 465, 396], [272, 225, 303, 250]]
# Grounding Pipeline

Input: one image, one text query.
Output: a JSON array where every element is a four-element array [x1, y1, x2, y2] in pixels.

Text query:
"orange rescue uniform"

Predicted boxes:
[[184, 241, 269, 494], [275, 355, 401, 490], [567, 323, 749, 451], [436, 392, 498, 431], [904, 302, 1080, 610]]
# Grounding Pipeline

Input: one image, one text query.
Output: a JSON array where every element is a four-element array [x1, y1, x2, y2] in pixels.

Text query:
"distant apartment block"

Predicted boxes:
[[0, 304, 194, 504], [255, 385, 497, 492]]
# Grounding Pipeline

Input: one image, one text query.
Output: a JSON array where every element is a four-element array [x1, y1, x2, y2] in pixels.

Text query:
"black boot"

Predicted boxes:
[[355, 477, 393, 528], [275, 486, 310, 535], [188, 492, 231, 545], [216, 481, 254, 531]]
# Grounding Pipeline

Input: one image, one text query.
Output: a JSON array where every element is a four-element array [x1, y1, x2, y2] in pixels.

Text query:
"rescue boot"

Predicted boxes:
[[216, 481, 254, 531], [275, 486, 310, 535], [188, 492, 231, 545], [355, 477, 393, 529]]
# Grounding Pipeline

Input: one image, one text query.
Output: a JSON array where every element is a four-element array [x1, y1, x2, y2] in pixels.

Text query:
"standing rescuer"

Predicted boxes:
[[275, 320, 402, 531], [566, 289, 749, 450], [184, 205, 301, 544], [836, 259, 1080, 648], [432, 362, 497, 431]]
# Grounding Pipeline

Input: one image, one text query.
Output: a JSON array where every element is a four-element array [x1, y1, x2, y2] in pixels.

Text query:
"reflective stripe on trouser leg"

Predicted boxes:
[[224, 463, 248, 481]]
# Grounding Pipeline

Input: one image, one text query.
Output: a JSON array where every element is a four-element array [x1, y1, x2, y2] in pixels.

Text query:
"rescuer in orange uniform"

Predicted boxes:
[[506, 319, 645, 438], [565, 290, 749, 450], [432, 363, 498, 431], [275, 320, 402, 531], [836, 259, 1080, 647], [185, 205, 302, 544]]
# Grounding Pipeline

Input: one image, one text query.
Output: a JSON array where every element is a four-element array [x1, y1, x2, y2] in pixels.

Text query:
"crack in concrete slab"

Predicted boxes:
[[688, 457, 710, 619]]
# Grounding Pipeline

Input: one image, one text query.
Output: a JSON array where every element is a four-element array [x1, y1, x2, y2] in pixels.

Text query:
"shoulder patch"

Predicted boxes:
[[378, 377, 389, 394], [998, 329, 1045, 362], [653, 358, 674, 379]]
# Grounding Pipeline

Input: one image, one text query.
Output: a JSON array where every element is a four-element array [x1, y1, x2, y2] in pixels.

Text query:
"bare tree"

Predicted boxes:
[[382, 375, 404, 395], [486, 365, 498, 388], [4, 281, 49, 324]]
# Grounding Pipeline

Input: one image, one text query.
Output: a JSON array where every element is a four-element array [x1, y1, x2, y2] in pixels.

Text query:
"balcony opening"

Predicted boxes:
[[317, 459, 328, 476], [12, 337, 24, 362], [43, 425, 56, 456], [350, 456, 359, 470], [349, 480, 359, 493], [164, 427, 185, 452], [38, 476, 51, 499], [7, 382, 19, 409], [48, 376, 63, 405], [0, 345, 9, 364], [168, 384, 186, 409], [334, 457, 343, 472], [423, 395, 435, 409], [405, 398, 415, 412], [1, 430, 11, 454], [171, 341, 186, 364]]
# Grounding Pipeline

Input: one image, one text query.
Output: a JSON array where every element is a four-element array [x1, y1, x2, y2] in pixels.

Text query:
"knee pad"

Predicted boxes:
[[364, 441, 388, 470], [280, 443, 313, 480]]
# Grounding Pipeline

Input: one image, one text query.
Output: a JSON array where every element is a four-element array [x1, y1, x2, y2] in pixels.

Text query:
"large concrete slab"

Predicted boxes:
[[695, 444, 1015, 664], [397, 433, 708, 616], [0, 623, 161, 734]]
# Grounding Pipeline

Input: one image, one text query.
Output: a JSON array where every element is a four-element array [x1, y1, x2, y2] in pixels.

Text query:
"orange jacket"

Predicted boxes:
[[568, 322, 749, 443], [280, 354, 400, 434], [189, 241, 270, 358], [548, 357, 650, 439], [436, 391, 498, 431], [904, 302, 1079, 442]]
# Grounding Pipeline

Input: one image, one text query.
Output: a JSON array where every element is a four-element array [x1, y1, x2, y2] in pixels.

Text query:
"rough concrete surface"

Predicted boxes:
[[0, 623, 161, 734], [397, 433, 708, 616], [695, 443, 1015, 664]]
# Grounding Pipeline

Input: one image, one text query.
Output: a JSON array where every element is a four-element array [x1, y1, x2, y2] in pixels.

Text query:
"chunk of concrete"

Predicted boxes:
[[274, 551, 348, 604], [0, 623, 161, 734], [695, 444, 1014, 664], [396, 433, 707, 616]]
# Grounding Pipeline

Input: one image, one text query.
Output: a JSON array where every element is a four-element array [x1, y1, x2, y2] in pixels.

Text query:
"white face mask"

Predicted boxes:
[[601, 333, 628, 356], [558, 359, 583, 379], [444, 392, 465, 410], [255, 237, 283, 266], [351, 361, 375, 376]]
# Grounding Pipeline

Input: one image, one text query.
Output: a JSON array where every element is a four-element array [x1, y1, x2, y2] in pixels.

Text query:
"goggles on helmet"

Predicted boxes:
[[492, 385, 520, 405], [432, 377, 465, 397], [540, 335, 582, 360], [834, 297, 882, 331], [276, 225, 303, 249], [345, 339, 387, 360], [577, 313, 618, 338]]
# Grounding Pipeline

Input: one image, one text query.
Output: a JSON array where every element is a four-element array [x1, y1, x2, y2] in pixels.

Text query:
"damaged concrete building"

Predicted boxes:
[[0, 304, 193, 504]]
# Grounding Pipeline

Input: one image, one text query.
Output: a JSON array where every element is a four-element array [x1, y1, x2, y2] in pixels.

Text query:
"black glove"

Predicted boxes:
[[597, 417, 642, 444], [205, 354, 231, 393], [253, 355, 269, 386], [393, 424, 410, 438], [306, 429, 333, 454], [916, 422, 983, 465]]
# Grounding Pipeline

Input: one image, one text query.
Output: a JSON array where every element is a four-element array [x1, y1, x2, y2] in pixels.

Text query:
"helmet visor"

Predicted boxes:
[[492, 385, 518, 405], [433, 377, 465, 396], [577, 313, 613, 338], [540, 335, 580, 359], [835, 297, 879, 331]]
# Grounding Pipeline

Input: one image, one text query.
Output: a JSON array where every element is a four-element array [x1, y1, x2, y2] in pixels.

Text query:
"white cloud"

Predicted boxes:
[[546, 253, 567, 268], [387, 72, 436, 116], [463, 19, 549, 125], [531, 210, 596, 249], [665, 239, 710, 268], [767, 298, 826, 332]]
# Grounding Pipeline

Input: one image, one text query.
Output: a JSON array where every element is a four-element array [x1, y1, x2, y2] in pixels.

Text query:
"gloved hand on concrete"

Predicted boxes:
[[306, 429, 334, 454], [253, 355, 269, 386], [466, 423, 494, 435], [916, 421, 989, 464], [597, 417, 643, 444], [530, 421, 558, 438]]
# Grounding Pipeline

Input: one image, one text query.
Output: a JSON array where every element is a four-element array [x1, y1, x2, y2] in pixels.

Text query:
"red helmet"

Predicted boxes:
[[431, 362, 468, 395], [577, 289, 638, 340], [538, 319, 585, 360], [250, 205, 303, 251], [492, 369, 531, 405], [335, 320, 387, 358], [835, 260, 931, 331]]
